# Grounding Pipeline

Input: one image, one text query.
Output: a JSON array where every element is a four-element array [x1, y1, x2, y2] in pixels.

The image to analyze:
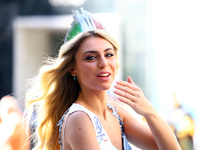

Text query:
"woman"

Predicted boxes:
[[25, 8, 180, 150]]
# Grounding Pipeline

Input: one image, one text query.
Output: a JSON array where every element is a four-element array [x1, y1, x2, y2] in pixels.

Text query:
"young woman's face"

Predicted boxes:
[[73, 36, 117, 92]]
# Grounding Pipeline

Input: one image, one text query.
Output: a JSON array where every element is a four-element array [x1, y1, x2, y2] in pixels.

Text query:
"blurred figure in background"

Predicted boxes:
[[0, 95, 30, 150], [168, 93, 195, 150]]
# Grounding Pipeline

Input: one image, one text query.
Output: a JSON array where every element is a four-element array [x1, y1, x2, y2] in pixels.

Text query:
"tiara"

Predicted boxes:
[[64, 8, 106, 43]]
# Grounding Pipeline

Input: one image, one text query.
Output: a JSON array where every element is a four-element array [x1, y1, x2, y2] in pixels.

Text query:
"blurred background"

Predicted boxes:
[[0, 0, 200, 149]]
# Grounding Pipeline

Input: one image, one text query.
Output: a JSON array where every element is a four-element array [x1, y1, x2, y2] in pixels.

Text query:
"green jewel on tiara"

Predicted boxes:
[[64, 8, 106, 43]]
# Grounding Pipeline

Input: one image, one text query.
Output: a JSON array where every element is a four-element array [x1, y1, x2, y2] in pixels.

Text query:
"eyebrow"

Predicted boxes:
[[83, 48, 114, 55]]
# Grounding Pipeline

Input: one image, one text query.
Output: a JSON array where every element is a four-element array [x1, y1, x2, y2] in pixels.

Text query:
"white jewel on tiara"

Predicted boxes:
[[64, 8, 106, 42]]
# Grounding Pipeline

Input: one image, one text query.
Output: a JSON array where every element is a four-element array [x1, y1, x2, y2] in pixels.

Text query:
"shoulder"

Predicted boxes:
[[66, 111, 91, 126], [64, 111, 100, 150], [109, 101, 156, 148], [65, 111, 94, 138], [109, 100, 129, 120], [109, 100, 142, 132]]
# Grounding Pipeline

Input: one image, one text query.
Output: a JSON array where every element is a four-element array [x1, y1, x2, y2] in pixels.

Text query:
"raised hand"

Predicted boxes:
[[113, 76, 156, 117]]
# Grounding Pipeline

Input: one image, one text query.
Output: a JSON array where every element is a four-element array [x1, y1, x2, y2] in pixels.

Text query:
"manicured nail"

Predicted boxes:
[[116, 96, 121, 100], [116, 80, 120, 84]]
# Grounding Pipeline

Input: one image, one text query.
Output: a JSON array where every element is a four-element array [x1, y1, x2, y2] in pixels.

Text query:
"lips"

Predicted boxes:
[[96, 71, 111, 80], [97, 73, 110, 77]]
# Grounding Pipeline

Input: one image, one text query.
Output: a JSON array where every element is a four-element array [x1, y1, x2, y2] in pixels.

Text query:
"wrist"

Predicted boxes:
[[143, 109, 158, 120]]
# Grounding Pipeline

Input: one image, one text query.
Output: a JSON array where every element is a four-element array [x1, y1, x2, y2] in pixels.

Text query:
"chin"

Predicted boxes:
[[100, 84, 112, 91]]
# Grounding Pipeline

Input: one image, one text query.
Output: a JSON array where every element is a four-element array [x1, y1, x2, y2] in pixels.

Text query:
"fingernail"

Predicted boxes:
[[116, 80, 120, 84], [116, 96, 121, 100]]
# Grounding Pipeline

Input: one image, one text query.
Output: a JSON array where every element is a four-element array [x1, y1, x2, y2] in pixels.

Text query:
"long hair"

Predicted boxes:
[[25, 30, 120, 150]]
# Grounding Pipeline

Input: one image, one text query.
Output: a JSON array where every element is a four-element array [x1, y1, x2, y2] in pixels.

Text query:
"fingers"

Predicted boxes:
[[114, 83, 140, 99], [114, 86, 135, 101], [127, 76, 134, 84], [113, 78, 141, 104], [115, 78, 140, 92], [116, 94, 134, 106], [113, 77, 154, 116]]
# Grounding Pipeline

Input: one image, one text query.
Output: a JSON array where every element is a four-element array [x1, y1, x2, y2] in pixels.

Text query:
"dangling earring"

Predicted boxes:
[[74, 76, 76, 80]]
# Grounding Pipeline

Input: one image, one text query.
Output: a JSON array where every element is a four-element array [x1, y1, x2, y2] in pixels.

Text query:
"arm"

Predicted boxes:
[[64, 111, 101, 150], [110, 101, 158, 150], [113, 76, 181, 150]]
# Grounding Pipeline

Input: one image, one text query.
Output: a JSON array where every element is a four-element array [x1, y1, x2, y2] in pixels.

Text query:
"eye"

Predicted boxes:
[[85, 55, 96, 60], [105, 53, 114, 57]]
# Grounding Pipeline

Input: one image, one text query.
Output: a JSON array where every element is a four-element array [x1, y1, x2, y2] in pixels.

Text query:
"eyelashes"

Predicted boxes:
[[85, 55, 96, 60], [85, 53, 115, 61], [105, 53, 114, 57]]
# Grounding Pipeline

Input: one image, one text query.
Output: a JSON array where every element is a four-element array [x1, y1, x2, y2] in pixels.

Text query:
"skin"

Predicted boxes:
[[113, 77, 181, 149], [0, 96, 29, 150], [63, 36, 181, 150]]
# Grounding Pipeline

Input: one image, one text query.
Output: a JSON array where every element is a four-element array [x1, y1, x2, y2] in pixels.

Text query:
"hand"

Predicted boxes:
[[113, 76, 156, 117]]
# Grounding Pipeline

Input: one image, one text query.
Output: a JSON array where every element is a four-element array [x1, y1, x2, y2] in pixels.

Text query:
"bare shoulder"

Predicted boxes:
[[109, 100, 131, 120], [66, 111, 91, 128], [109, 101, 157, 149], [64, 111, 100, 150], [109, 100, 124, 110], [109, 100, 146, 127]]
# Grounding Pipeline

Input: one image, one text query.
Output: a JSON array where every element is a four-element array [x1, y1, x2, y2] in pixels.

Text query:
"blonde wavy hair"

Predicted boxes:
[[25, 30, 120, 150]]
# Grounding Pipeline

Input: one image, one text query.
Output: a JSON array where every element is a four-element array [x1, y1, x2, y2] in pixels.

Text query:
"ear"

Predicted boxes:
[[70, 67, 77, 76]]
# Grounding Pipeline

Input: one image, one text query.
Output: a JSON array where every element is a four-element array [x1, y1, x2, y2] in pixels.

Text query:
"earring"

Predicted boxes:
[[74, 76, 76, 80]]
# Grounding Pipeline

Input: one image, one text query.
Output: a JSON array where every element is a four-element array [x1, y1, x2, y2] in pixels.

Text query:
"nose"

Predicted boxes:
[[98, 56, 108, 68]]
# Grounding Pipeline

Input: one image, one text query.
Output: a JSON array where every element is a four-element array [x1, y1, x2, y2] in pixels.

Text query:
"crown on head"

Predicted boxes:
[[64, 8, 106, 43]]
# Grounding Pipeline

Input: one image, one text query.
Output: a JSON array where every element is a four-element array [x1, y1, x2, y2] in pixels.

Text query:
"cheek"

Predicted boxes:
[[76, 62, 95, 76], [111, 59, 117, 70], [112, 59, 118, 76]]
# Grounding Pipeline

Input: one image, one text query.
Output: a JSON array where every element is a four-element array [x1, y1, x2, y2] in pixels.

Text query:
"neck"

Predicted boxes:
[[75, 89, 108, 117]]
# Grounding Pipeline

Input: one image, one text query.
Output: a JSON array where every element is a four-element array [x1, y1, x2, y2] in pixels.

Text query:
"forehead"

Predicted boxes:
[[78, 36, 114, 53]]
